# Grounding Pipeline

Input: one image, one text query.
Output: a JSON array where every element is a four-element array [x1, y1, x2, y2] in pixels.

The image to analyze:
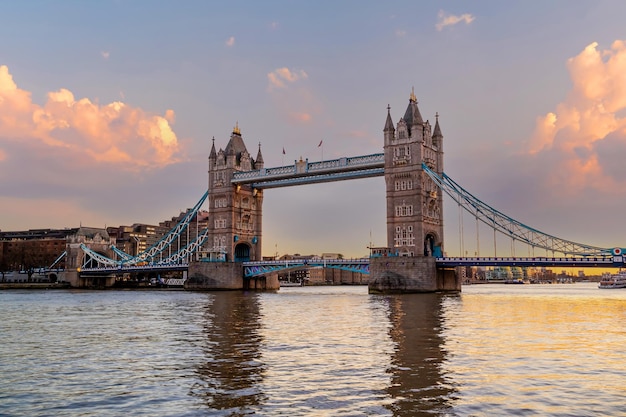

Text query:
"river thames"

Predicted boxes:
[[0, 282, 624, 416]]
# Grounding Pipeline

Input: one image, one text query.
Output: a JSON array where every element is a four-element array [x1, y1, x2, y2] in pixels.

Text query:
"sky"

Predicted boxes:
[[2, 1, 626, 259]]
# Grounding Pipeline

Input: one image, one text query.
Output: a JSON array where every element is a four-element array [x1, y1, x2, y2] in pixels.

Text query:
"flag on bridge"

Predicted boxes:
[[282, 147, 286, 155], [318, 140, 323, 147]]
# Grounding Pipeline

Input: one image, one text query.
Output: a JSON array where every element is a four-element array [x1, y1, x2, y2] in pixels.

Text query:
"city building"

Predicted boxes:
[[0, 228, 76, 273]]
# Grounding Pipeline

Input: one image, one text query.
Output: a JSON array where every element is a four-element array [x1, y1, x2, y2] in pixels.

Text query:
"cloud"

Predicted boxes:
[[225, 36, 235, 47], [395, 29, 406, 38], [289, 112, 311, 123], [526, 40, 626, 193], [436, 10, 475, 31], [270, 22, 279, 30], [0, 65, 181, 170], [267, 67, 308, 91], [101, 51, 110, 60]]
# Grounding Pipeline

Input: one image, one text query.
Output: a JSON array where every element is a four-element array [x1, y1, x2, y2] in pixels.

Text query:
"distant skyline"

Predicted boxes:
[[2, 1, 626, 258]]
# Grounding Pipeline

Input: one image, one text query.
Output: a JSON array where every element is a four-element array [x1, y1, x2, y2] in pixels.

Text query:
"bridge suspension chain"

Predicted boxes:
[[157, 228, 210, 264], [79, 190, 210, 268], [422, 163, 611, 257], [121, 190, 209, 265]]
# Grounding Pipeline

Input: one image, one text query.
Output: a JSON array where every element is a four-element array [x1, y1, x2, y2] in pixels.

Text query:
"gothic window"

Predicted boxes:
[[238, 214, 254, 231], [213, 171, 225, 186], [394, 225, 416, 247], [214, 198, 227, 208], [397, 119, 408, 139], [395, 203, 414, 217]]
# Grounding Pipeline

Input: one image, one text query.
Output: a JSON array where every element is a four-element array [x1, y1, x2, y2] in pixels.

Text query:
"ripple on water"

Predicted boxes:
[[1, 284, 624, 416]]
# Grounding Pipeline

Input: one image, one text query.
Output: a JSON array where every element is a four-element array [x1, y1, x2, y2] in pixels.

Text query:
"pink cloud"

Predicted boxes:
[[289, 112, 312, 123], [526, 41, 626, 193], [267, 67, 308, 91], [436, 10, 475, 31], [0, 65, 180, 170]]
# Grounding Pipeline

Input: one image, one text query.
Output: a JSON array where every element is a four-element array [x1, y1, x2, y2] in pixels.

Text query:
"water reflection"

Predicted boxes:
[[190, 292, 266, 415], [376, 293, 457, 416]]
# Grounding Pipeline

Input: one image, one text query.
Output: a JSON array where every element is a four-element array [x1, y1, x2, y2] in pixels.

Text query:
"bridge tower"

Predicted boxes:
[[369, 89, 459, 293], [383, 88, 444, 257], [206, 124, 264, 262]]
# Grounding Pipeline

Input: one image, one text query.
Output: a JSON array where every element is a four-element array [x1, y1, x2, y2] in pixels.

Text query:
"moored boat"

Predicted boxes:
[[279, 279, 303, 287], [598, 271, 626, 289]]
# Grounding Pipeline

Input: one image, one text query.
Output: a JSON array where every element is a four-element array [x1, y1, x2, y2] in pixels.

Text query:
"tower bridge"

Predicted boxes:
[[63, 89, 622, 291]]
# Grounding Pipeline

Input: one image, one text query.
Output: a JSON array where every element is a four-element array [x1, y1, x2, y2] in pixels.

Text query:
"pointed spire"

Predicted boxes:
[[209, 136, 217, 159], [233, 121, 241, 135], [433, 112, 443, 138], [403, 87, 423, 126], [255, 142, 264, 166], [384, 104, 395, 132]]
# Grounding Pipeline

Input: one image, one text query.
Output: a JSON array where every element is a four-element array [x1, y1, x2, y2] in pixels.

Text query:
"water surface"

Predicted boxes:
[[0, 283, 624, 416]]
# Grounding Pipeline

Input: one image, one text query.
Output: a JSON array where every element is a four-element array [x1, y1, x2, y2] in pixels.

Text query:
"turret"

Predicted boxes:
[[384, 104, 395, 146], [432, 112, 444, 174], [432, 112, 443, 144], [255, 142, 264, 169], [209, 136, 217, 170]]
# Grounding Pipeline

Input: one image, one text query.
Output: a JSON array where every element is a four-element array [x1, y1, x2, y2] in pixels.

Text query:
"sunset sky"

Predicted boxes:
[[2, 1, 626, 258]]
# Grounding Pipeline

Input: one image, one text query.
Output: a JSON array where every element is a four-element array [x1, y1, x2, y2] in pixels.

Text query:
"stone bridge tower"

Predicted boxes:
[[383, 88, 444, 257], [207, 124, 264, 262], [369, 89, 459, 293]]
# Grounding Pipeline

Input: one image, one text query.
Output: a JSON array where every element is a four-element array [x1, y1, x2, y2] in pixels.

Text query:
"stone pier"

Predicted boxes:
[[185, 261, 279, 291], [368, 256, 460, 294]]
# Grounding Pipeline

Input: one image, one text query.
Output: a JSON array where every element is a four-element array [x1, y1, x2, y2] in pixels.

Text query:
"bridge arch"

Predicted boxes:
[[424, 233, 438, 257], [234, 242, 251, 262]]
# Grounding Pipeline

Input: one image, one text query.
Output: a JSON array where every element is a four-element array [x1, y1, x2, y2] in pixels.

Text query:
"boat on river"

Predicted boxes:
[[279, 279, 303, 287], [598, 271, 626, 289]]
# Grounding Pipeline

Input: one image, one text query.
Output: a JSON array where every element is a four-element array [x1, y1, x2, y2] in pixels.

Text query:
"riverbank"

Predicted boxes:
[[0, 282, 71, 290]]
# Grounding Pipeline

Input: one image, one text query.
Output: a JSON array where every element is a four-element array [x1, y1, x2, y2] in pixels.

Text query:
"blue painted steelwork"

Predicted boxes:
[[436, 256, 619, 268], [122, 191, 209, 265], [77, 191, 209, 270], [232, 153, 384, 189], [79, 263, 188, 275], [243, 258, 370, 277], [49, 251, 66, 269], [111, 246, 133, 261], [243, 255, 624, 277], [421, 163, 616, 257]]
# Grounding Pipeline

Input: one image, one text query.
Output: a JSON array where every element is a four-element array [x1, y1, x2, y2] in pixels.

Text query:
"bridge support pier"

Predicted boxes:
[[368, 256, 460, 294], [185, 261, 279, 291], [61, 270, 116, 288], [186, 262, 244, 290], [244, 274, 279, 291]]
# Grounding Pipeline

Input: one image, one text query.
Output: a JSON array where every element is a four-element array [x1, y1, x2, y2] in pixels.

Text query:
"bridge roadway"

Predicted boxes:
[[75, 256, 620, 277], [243, 256, 620, 277], [78, 263, 189, 275]]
